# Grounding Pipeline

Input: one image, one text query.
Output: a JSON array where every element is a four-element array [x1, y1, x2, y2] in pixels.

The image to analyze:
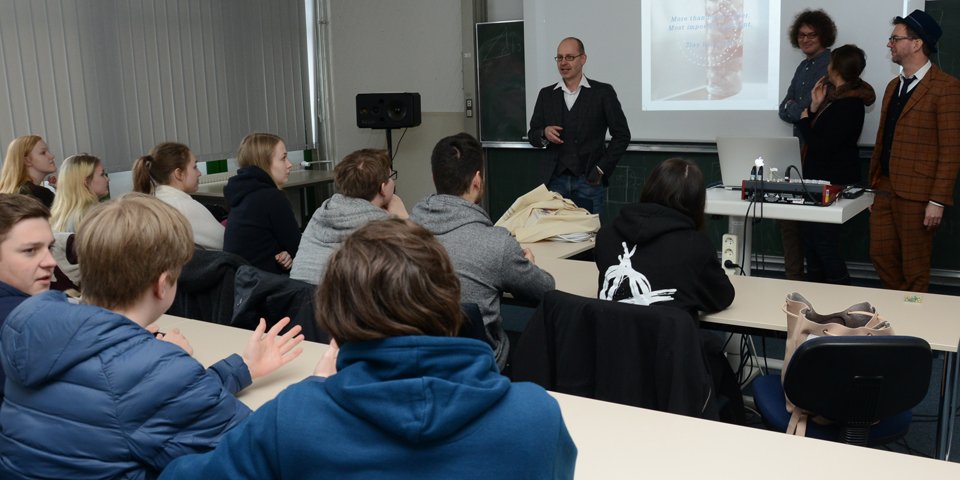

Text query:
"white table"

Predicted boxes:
[[705, 187, 873, 274], [156, 315, 960, 477]]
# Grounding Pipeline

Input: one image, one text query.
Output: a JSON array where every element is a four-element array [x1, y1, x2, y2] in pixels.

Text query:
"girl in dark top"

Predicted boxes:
[[0, 135, 57, 208], [223, 133, 300, 275], [595, 158, 734, 320], [797, 44, 875, 284]]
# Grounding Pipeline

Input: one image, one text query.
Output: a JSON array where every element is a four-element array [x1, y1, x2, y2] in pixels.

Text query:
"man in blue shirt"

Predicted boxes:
[[778, 9, 837, 281]]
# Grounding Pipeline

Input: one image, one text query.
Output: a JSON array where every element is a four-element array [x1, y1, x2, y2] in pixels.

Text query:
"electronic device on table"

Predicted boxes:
[[741, 179, 842, 206]]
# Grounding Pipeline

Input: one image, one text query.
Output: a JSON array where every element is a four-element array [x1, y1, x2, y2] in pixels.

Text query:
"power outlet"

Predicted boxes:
[[722, 234, 738, 276]]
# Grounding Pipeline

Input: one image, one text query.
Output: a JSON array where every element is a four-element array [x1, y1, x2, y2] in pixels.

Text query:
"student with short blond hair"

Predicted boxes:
[[0, 194, 306, 479], [290, 148, 407, 284], [161, 218, 577, 479], [224, 133, 300, 274]]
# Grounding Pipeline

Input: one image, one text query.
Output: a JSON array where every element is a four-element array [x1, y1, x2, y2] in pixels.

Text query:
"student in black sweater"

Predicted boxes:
[[595, 158, 734, 320], [223, 133, 300, 275], [797, 44, 875, 284]]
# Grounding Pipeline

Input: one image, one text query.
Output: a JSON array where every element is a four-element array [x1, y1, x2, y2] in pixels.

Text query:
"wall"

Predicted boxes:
[[327, 0, 467, 205]]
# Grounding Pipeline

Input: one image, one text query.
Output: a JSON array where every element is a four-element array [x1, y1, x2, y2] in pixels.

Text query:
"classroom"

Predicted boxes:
[[1, 0, 960, 478]]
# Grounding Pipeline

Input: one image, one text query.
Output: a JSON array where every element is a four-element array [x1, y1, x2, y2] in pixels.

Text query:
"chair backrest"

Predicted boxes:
[[783, 336, 931, 425]]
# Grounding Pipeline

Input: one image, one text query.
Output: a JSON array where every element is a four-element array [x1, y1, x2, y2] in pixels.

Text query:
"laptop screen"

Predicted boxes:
[[716, 136, 802, 187]]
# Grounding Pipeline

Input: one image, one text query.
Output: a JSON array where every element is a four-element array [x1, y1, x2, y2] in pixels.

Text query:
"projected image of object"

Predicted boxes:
[[641, 0, 780, 111]]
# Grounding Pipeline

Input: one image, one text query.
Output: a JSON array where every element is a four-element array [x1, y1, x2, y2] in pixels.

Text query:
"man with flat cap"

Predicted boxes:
[[869, 9, 960, 292]]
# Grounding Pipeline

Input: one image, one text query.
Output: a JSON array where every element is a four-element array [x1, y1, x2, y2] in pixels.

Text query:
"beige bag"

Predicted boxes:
[[494, 184, 600, 243], [780, 292, 894, 436]]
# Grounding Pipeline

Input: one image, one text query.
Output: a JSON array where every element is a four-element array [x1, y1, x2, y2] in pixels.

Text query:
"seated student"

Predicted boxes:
[[0, 135, 57, 207], [595, 158, 733, 317], [290, 148, 407, 284], [411, 133, 555, 370], [223, 133, 300, 274], [50, 154, 110, 232], [0, 194, 306, 479], [160, 218, 577, 480], [0, 194, 57, 404], [133, 142, 225, 250]]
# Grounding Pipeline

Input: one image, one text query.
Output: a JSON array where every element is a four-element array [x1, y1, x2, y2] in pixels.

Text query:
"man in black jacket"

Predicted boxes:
[[528, 37, 631, 217]]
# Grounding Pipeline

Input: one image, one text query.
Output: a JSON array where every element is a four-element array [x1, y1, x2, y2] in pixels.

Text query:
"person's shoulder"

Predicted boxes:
[[500, 381, 563, 420]]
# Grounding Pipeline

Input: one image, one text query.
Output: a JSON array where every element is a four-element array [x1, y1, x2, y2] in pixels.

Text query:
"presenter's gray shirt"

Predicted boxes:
[[290, 194, 389, 285], [411, 194, 555, 369]]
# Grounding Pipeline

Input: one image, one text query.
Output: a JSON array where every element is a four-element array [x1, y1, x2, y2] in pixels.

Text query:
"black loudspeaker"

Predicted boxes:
[[356, 93, 422, 129]]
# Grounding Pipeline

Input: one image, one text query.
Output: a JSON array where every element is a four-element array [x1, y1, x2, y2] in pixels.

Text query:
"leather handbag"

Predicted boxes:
[[780, 292, 894, 436]]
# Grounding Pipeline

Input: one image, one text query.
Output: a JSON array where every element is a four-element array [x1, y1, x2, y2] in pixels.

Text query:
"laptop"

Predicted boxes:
[[716, 136, 802, 187]]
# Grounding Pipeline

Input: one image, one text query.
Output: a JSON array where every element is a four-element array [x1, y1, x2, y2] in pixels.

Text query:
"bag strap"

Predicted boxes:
[[786, 410, 809, 437]]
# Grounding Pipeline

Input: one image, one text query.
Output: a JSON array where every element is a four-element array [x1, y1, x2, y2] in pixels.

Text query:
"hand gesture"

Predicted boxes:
[[274, 251, 293, 270], [522, 248, 536, 264], [243, 317, 305, 380], [544, 125, 564, 144], [314, 339, 339, 378], [810, 77, 828, 113]]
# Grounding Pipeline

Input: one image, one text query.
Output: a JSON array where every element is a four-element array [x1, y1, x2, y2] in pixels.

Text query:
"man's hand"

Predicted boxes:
[[544, 125, 564, 144], [385, 194, 409, 219], [522, 248, 536, 264], [148, 325, 194, 356], [243, 317, 305, 380], [924, 203, 944, 230], [314, 339, 339, 378], [586, 166, 603, 186], [274, 251, 293, 270]]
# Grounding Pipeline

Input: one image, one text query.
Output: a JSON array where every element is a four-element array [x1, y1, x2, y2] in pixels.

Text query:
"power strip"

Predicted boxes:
[[722, 234, 738, 276]]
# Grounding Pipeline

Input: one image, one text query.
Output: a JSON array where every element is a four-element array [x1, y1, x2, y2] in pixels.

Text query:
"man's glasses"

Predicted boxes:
[[797, 32, 818, 40], [388, 169, 398, 181], [888, 35, 917, 43], [554, 54, 583, 63]]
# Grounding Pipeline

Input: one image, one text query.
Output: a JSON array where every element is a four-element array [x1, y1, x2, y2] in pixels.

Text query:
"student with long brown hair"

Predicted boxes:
[[133, 142, 225, 250]]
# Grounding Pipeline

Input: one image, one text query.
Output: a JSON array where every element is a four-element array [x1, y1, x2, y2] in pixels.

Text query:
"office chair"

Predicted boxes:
[[753, 336, 931, 446]]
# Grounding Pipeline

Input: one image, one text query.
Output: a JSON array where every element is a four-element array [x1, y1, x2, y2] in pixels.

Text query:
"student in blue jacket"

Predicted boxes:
[[161, 218, 578, 480], [0, 194, 306, 479]]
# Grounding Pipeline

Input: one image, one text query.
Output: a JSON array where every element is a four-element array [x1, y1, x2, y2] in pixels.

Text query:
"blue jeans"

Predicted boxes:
[[548, 174, 605, 218]]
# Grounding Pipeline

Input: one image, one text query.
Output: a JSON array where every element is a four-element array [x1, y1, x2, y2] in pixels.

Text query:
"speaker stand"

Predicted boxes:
[[385, 128, 394, 164]]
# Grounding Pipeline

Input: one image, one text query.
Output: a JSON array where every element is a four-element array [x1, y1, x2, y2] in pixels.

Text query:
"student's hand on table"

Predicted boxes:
[[522, 248, 536, 264], [385, 194, 409, 219], [924, 203, 944, 230], [147, 325, 194, 356], [275, 251, 293, 270], [544, 125, 564, 144], [243, 317, 305, 380], [314, 339, 339, 378]]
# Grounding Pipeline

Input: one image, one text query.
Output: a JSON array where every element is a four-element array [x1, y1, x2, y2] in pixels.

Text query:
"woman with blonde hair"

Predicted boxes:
[[50, 154, 109, 233], [0, 135, 58, 207], [223, 133, 300, 274], [132, 142, 224, 250]]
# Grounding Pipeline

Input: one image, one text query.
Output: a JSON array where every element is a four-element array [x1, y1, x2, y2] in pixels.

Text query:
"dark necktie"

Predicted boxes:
[[899, 76, 916, 97]]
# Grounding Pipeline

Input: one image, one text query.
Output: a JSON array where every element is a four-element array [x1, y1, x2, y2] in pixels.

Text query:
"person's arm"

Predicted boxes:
[[693, 241, 735, 313], [499, 235, 556, 301], [929, 78, 960, 206], [184, 197, 225, 250], [267, 189, 302, 260], [528, 88, 549, 148], [158, 395, 284, 479], [595, 84, 631, 178], [779, 65, 806, 124]]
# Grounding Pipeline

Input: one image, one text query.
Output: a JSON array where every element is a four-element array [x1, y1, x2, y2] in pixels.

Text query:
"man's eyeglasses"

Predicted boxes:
[[797, 32, 818, 40], [888, 35, 917, 43], [554, 54, 583, 63], [388, 169, 398, 181]]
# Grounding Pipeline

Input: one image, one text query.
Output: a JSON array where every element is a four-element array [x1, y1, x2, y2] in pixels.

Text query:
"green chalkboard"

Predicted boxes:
[[927, 1, 959, 77], [476, 21, 526, 141]]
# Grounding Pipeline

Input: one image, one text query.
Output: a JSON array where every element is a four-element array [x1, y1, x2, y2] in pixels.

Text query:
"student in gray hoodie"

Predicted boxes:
[[291, 149, 407, 284], [411, 133, 555, 369]]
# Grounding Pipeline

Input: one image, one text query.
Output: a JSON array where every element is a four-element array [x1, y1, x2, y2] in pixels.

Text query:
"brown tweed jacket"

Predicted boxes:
[[869, 64, 960, 206]]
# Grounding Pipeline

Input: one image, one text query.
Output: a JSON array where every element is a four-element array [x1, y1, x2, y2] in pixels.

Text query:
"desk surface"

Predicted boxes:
[[705, 187, 873, 223], [157, 315, 960, 477], [524, 241, 960, 353], [191, 169, 335, 199]]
